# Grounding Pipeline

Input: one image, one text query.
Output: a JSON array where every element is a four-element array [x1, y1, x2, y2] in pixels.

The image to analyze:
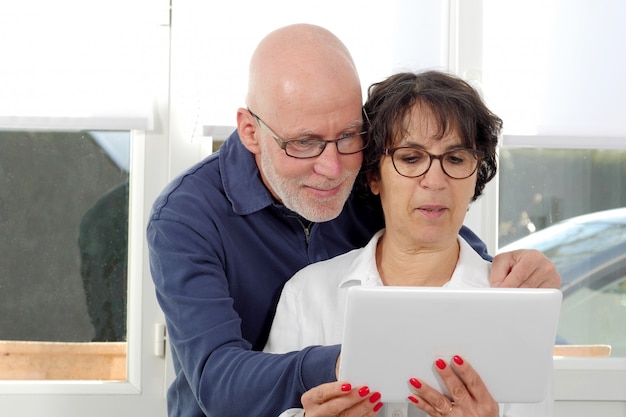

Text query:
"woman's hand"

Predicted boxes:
[[301, 381, 383, 417], [407, 355, 499, 417]]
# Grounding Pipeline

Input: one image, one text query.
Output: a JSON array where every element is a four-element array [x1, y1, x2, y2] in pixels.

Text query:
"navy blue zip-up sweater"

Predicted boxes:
[[147, 131, 488, 417]]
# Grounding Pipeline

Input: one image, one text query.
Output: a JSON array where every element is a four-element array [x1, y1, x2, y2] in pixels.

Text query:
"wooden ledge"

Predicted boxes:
[[553, 344, 612, 358], [0, 341, 127, 380]]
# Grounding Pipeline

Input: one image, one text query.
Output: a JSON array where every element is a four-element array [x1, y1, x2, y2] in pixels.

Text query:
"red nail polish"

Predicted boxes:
[[369, 392, 381, 403], [358, 386, 370, 397], [408, 395, 419, 404], [341, 383, 351, 392], [373, 402, 383, 412], [409, 378, 422, 389], [436, 359, 447, 370], [453, 355, 464, 365]]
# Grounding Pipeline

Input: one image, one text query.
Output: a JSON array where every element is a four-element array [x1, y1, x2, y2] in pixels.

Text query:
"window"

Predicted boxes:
[[466, 0, 626, 410], [498, 146, 626, 357], [0, 130, 130, 380], [479, 0, 626, 359], [0, 1, 169, 415], [0, 0, 155, 383]]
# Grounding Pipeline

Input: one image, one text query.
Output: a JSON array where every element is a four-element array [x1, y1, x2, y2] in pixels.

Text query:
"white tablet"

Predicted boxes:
[[338, 286, 562, 403]]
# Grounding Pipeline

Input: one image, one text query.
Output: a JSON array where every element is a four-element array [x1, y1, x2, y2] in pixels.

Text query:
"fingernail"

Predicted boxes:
[[409, 377, 422, 389], [358, 386, 370, 397], [408, 395, 419, 404], [436, 359, 447, 370], [453, 355, 464, 365], [369, 391, 381, 403], [341, 383, 351, 392], [373, 402, 383, 412]]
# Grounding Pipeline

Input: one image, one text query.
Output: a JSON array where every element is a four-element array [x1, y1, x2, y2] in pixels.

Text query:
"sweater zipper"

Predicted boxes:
[[287, 214, 314, 245]]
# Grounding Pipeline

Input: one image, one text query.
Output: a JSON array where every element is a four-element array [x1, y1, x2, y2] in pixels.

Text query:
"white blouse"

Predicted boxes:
[[265, 230, 553, 417]]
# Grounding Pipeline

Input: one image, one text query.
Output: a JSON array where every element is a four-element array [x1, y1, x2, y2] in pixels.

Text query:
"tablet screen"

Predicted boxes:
[[338, 286, 562, 403]]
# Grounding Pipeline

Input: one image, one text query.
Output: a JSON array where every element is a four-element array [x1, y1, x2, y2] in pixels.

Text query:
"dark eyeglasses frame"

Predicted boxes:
[[383, 147, 484, 179], [247, 108, 369, 159]]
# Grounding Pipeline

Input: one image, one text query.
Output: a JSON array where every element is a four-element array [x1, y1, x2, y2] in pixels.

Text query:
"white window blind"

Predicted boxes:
[[0, 0, 159, 131], [482, 0, 626, 138]]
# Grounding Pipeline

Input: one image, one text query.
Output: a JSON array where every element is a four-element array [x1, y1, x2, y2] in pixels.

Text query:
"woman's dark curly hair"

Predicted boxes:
[[356, 70, 501, 202]]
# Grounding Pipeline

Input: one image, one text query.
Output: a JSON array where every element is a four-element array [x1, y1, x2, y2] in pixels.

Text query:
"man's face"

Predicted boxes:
[[256, 100, 364, 223]]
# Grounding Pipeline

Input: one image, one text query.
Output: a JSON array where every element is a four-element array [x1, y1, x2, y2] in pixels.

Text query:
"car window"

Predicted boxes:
[[559, 263, 626, 356], [501, 219, 626, 278], [536, 224, 626, 283]]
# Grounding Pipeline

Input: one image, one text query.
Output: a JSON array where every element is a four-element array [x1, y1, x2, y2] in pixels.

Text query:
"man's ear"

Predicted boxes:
[[237, 108, 261, 155], [368, 172, 381, 195]]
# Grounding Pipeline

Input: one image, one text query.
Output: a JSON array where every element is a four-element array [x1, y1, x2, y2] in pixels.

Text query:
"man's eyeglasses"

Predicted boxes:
[[248, 108, 368, 159], [384, 147, 483, 179]]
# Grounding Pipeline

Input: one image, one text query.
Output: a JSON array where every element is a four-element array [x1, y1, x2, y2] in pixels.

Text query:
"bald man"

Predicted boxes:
[[147, 24, 559, 417]]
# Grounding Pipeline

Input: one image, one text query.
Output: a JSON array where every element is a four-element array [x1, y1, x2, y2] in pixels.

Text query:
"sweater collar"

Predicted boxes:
[[219, 130, 275, 215]]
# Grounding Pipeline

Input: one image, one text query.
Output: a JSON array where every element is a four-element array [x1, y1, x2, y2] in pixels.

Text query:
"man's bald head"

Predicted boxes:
[[246, 24, 361, 116]]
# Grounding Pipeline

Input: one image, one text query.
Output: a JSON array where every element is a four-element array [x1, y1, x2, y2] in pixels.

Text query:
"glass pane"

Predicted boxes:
[[0, 130, 129, 380], [498, 148, 626, 357]]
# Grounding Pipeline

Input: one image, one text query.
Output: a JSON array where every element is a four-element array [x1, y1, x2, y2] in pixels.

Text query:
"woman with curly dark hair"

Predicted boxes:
[[358, 70, 500, 204], [266, 71, 551, 417]]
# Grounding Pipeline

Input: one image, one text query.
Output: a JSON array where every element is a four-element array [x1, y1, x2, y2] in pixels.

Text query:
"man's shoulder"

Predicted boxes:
[[150, 153, 223, 219]]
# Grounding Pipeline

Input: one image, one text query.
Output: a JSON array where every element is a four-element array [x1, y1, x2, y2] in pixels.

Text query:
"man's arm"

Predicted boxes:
[[148, 217, 339, 417]]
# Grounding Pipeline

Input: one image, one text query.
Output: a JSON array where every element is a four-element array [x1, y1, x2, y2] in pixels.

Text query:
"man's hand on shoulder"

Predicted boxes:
[[490, 249, 561, 289]]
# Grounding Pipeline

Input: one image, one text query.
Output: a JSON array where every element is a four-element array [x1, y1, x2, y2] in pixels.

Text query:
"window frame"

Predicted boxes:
[[0, 127, 169, 416], [0, 131, 148, 396], [496, 137, 626, 403]]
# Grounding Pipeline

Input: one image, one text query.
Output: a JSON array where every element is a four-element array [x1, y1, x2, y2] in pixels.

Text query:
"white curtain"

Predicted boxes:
[[0, 0, 158, 130], [482, 0, 626, 137]]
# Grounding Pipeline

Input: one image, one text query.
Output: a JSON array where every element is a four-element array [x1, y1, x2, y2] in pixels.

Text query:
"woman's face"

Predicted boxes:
[[369, 105, 477, 251]]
